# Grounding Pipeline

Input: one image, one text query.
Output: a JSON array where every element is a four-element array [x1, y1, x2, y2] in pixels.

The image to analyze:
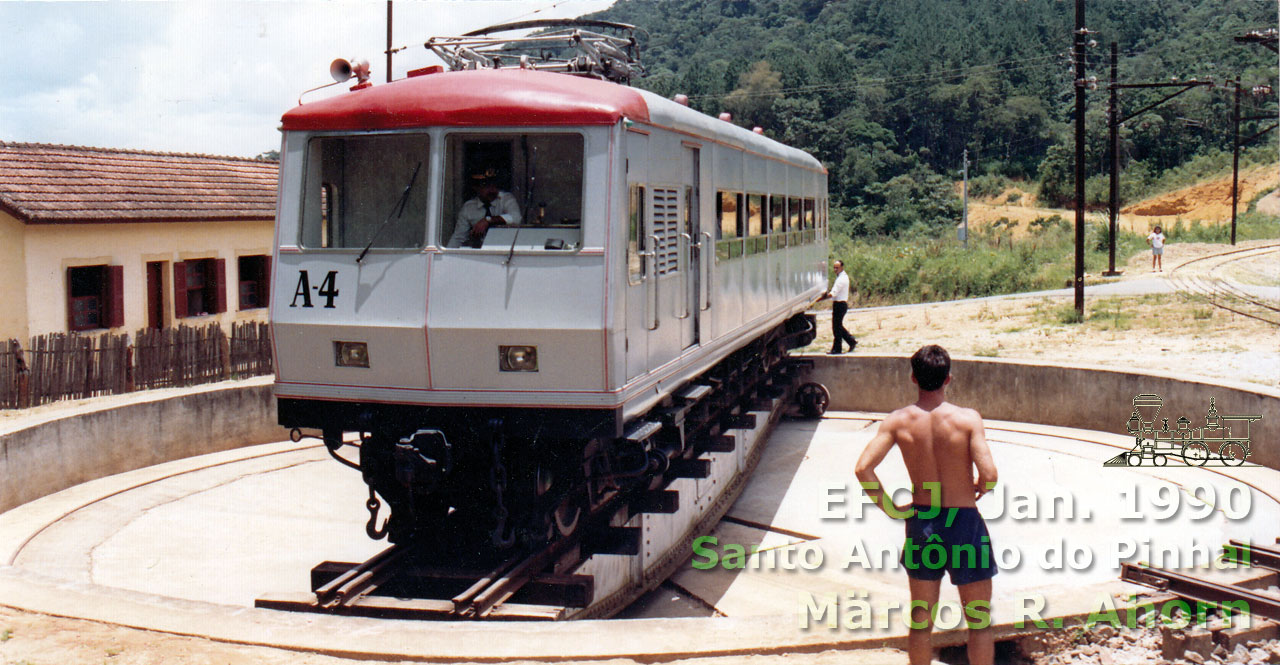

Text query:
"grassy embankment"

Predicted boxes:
[[828, 197, 1280, 308]]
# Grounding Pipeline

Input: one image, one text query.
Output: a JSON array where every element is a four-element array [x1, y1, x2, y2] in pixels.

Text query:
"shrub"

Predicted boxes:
[[969, 174, 1009, 199]]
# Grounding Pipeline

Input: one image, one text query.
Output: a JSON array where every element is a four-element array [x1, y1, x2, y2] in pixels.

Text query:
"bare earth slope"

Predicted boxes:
[[963, 163, 1279, 235]]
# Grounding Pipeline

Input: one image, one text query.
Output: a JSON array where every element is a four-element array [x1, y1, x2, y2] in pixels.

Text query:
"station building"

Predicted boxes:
[[0, 142, 278, 341]]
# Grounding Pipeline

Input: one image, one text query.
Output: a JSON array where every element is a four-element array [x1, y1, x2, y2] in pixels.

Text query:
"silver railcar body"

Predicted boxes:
[[271, 69, 827, 438]]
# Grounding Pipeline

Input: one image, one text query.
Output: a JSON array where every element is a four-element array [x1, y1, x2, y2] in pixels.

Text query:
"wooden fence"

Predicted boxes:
[[230, 321, 273, 378], [0, 322, 273, 410], [1, 340, 28, 409]]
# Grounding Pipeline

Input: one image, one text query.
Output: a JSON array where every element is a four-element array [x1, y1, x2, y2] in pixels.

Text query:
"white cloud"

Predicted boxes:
[[0, 1, 617, 157]]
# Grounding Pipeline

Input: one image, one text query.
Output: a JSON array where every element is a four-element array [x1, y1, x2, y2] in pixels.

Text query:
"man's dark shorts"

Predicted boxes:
[[901, 505, 998, 585]]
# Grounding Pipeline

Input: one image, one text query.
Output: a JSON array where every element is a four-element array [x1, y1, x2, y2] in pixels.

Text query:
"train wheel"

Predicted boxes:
[[1126, 453, 1142, 466], [1154, 454, 1167, 467], [797, 383, 830, 418], [553, 489, 585, 537], [1219, 442, 1247, 466], [1181, 442, 1210, 467]]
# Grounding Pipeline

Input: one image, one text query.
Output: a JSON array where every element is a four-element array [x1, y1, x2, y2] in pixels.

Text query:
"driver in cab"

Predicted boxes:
[[447, 168, 522, 248]]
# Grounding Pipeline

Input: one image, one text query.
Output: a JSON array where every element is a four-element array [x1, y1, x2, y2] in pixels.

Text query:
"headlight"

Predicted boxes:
[[499, 345, 538, 372], [334, 341, 370, 368]]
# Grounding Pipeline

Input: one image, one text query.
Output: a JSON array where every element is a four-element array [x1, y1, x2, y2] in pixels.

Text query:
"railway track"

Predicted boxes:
[[1167, 243, 1280, 326], [1121, 538, 1280, 623], [257, 350, 816, 621]]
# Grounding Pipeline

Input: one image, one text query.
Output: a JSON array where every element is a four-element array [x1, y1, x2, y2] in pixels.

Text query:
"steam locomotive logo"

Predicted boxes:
[[1104, 394, 1263, 467]]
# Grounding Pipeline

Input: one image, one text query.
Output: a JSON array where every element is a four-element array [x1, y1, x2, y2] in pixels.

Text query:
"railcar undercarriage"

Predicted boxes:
[[265, 313, 825, 618]]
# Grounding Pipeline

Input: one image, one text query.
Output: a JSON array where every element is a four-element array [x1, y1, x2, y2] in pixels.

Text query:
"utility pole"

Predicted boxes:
[[386, 1, 394, 83], [962, 148, 969, 249], [1231, 99, 1279, 244], [1072, 0, 1087, 318], [1231, 78, 1241, 246], [1105, 42, 1122, 276], [1231, 29, 1280, 244], [1107, 70, 1214, 268]]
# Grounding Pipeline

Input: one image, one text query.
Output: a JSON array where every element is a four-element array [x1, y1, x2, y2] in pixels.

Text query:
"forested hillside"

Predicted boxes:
[[589, 0, 1278, 236]]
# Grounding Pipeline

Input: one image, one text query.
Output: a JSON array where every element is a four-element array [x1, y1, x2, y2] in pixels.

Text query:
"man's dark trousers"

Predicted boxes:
[[831, 301, 857, 353]]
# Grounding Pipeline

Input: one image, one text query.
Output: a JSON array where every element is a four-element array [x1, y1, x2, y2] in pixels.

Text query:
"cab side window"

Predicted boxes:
[[628, 184, 646, 283]]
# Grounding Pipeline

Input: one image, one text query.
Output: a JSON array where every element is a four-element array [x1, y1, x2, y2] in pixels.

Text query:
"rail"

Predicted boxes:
[[1120, 537, 1280, 623], [1168, 243, 1280, 326]]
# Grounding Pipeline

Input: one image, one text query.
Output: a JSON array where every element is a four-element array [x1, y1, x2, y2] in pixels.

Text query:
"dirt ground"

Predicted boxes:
[[963, 163, 1279, 236], [803, 239, 1280, 390]]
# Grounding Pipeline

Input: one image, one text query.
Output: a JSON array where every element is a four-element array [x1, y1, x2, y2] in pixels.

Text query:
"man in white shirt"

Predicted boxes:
[[823, 259, 857, 354], [1146, 225, 1165, 272], [448, 169, 523, 248]]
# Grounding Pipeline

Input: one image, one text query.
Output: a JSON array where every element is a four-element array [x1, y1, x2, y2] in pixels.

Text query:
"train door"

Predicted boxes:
[[624, 131, 649, 382], [681, 146, 701, 349], [647, 183, 682, 368]]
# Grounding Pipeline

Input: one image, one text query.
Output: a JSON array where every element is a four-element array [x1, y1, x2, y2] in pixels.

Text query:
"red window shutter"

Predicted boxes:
[[214, 259, 227, 314], [106, 265, 124, 328], [173, 261, 188, 319], [65, 268, 75, 331], [261, 256, 272, 308]]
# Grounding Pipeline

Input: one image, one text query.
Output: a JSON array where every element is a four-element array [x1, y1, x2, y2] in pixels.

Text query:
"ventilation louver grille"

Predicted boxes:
[[652, 187, 680, 276]]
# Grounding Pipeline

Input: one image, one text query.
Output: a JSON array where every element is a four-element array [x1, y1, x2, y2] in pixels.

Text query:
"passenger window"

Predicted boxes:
[[715, 191, 743, 262], [628, 185, 646, 284], [821, 198, 829, 238], [746, 194, 767, 254], [769, 196, 784, 233], [747, 195, 764, 237], [441, 133, 584, 250], [789, 197, 802, 231], [804, 199, 816, 230], [717, 191, 741, 239]]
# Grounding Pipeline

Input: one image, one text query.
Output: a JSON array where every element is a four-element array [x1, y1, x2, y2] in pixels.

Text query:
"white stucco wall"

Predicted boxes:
[[0, 212, 29, 342], [20, 220, 274, 338]]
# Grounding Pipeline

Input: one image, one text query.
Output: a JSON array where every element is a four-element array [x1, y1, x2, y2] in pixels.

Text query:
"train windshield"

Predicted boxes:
[[441, 133, 584, 250], [299, 134, 431, 249]]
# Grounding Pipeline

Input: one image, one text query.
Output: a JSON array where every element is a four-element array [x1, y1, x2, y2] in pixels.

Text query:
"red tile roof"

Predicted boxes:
[[0, 142, 278, 224]]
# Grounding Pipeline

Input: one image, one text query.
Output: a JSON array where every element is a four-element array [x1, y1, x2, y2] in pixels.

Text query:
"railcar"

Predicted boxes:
[[269, 24, 828, 559]]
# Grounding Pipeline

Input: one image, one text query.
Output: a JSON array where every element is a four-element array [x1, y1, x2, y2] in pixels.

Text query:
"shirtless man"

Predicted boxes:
[[854, 345, 999, 665]]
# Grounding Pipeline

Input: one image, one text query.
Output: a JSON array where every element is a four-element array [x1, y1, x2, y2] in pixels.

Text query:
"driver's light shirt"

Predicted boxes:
[[448, 191, 523, 248], [830, 271, 850, 303]]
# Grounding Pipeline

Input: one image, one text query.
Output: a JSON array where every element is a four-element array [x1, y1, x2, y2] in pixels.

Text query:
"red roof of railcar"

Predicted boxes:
[[281, 69, 651, 131]]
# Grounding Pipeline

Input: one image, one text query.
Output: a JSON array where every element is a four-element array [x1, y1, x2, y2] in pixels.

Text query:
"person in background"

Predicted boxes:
[[1147, 225, 1165, 272], [822, 259, 857, 354]]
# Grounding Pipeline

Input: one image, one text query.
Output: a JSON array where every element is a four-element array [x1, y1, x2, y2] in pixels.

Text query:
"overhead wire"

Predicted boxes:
[[499, 0, 579, 24]]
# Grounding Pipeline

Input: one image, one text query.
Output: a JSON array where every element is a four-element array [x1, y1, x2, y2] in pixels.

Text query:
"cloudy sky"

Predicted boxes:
[[0, 1, 616, 158]]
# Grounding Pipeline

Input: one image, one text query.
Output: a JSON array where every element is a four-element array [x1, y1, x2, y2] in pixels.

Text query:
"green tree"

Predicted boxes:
[[722, 61, 783, 128], [1037, 143, 1074, 208]]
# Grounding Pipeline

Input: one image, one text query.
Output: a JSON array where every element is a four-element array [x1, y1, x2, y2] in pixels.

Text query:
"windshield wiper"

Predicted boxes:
[[505, 140, 536, 266], [357, 161, 422, 264]]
